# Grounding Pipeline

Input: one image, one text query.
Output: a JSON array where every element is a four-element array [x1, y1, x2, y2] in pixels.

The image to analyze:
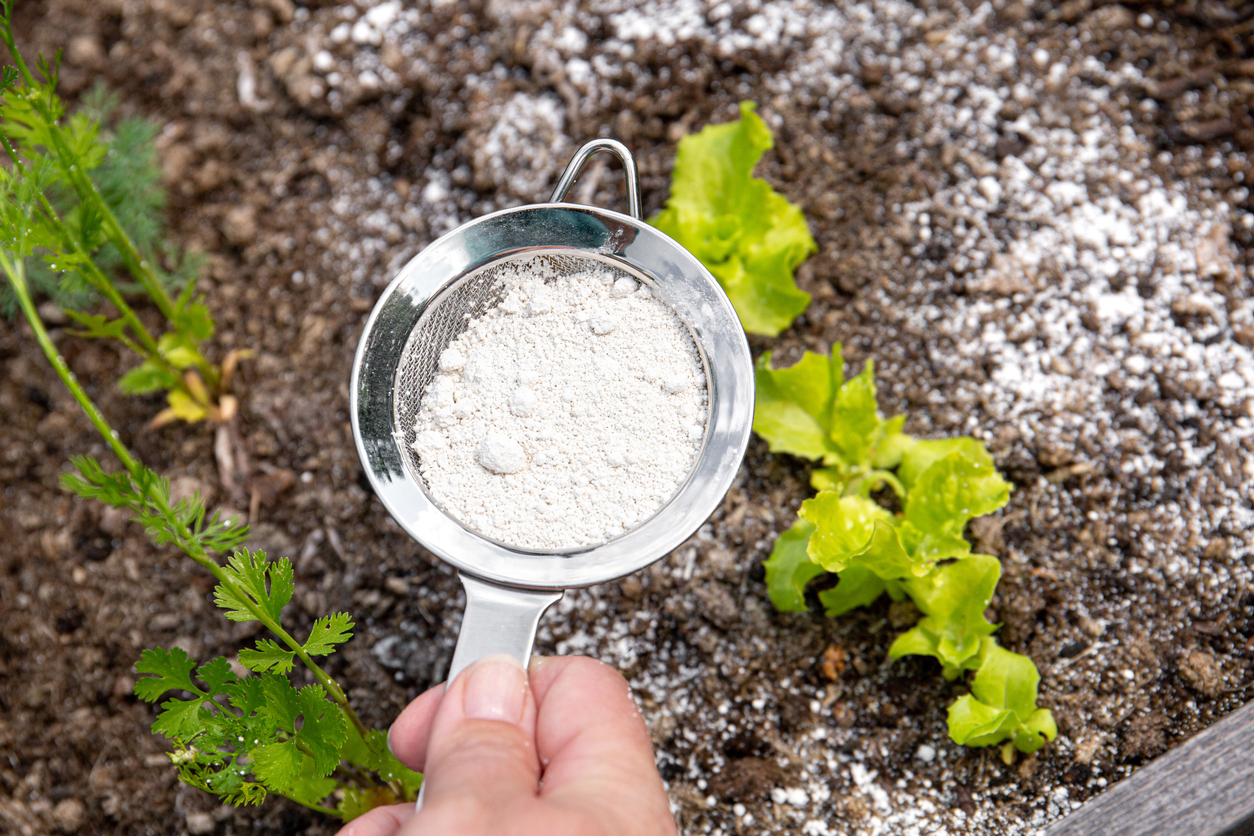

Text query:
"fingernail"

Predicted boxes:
[[386, 724, 395, 757], [462, 654, 527, 723]]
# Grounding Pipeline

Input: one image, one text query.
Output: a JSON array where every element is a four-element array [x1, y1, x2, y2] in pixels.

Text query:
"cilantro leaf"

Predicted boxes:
[[118, 360, 180, 395], [259, 673, 301, 732], [238, 639, 296, 675], [904, 451, 1012, 537], [889, 554, 1001, 678], [339, 787, 402, 822], [213, 550, 294, 623], [650, 101, 816, 336], [225, 674, 268, 716], [251, 741, 303, 791], [295, 686, 348, 776], [196, 656, 238, 695], [134, 647, 203, 702], [763, 518, 823, 612], [152, 697, 209, 740], [304, 613, 354, 657]]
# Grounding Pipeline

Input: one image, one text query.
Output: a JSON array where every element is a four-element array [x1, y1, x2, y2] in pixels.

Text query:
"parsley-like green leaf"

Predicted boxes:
[[250, 741, 303, 791], [152, 697, 209, 740], [295, 686, 348, 776], [259, 673, 301, 732], [118, 360, 180, 395], [889, 554, 1001, 678], [134, 647, 202, 702], [238, 639, 296, 675], [303, 613, 354, 657], [213, 550, 294, 623], [763, 518, 823, 612], [650, 101, 816, 336], [196, 656, 237, 695]]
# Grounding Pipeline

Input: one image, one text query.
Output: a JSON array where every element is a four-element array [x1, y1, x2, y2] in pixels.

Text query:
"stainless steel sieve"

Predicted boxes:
[[350, 139, 753, 688]]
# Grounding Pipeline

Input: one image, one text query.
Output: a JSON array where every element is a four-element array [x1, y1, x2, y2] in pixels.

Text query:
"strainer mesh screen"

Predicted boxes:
[[394, 251, 672, 486]]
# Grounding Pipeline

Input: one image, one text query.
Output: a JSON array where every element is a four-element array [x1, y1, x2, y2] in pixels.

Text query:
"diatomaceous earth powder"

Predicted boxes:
[[410, 259, 707, 549]]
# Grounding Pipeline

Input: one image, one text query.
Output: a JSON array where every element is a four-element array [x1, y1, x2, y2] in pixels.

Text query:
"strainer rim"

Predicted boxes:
[[350, 201, 753, 589]]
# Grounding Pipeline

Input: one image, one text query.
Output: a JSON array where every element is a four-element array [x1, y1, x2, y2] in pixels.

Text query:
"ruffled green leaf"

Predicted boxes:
[[799, 493, 890, 572], [763, 518, 823, 612], [890, 554, 1001, 678], [904, 450, 1011, 536], [650, 101, 815, 336], [753, 350, 842, 461], [818, 565, 888, 617], [897, 437, 995, 491], [830, 360, 882, 465], [946, 638, 1056, 753]]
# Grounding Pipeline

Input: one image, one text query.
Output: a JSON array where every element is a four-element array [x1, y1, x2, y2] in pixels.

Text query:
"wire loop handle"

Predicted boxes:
[[548, 138, 643, 220]]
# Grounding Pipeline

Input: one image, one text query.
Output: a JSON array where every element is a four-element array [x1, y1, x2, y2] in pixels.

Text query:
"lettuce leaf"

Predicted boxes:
[[904, 449, 1012, 537], [889, 553, 1001, 679], [947, 638, 1057, 753], [754, 350, 842, 461], [651, 101, 816, 336], [753, 344, 910, 479], [763, 518, 824, 612]]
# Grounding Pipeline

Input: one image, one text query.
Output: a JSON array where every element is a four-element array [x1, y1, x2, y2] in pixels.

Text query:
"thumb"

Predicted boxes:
[[415, 654, 541, 825]]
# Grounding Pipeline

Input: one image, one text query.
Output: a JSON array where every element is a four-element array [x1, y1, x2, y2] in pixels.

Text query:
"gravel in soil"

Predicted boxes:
[[3, 1, 1254, 835]]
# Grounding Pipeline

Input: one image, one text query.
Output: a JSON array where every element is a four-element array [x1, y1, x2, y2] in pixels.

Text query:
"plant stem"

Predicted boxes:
[[0, 252, 378, 755], [0, 22, 219, 390], [277, 792, 339, 818]]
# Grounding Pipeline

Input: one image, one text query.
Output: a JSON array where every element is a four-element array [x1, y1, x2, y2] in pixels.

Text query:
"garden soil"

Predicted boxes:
[[3, 0, 1254, 834]]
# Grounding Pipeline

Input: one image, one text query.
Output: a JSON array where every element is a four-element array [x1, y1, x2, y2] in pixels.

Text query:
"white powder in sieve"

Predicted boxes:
[[409, 258, 707, 549]]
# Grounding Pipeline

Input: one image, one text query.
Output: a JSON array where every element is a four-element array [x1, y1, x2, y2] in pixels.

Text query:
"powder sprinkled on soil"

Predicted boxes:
[[410, 258, 706, 549]]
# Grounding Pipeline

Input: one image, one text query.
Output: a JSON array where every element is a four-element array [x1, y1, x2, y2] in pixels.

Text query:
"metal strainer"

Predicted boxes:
[[350, 139, 753, 687]]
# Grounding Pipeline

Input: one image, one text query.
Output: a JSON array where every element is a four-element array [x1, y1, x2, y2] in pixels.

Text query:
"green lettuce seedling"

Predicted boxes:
[[948, 638, 1058, 757], [759, 345, 1055, 754], [651, 102, 816, 336]]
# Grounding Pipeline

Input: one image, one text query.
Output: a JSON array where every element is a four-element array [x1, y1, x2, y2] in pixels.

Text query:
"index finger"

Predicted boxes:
[[528, 656, 677, 835]]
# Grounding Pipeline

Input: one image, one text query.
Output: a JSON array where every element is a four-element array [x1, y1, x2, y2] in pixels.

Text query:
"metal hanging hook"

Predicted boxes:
[[548, 138, 643, 220]]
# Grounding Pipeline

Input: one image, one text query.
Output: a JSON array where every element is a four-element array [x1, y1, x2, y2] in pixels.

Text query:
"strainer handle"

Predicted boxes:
[[446, 574, 563, 684], [413, 575, 562, 810], [548, 138, 642, 220]]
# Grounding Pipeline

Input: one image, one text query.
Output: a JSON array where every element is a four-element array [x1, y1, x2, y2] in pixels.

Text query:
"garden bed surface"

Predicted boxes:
[[2, 1, 1253, 834]]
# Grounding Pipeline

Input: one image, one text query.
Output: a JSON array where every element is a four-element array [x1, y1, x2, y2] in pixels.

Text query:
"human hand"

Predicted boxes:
[[336, 654, 678, 836]]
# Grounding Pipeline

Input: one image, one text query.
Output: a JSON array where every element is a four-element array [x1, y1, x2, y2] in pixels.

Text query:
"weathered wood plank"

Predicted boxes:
[[1047, 700, 1254, 836]]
